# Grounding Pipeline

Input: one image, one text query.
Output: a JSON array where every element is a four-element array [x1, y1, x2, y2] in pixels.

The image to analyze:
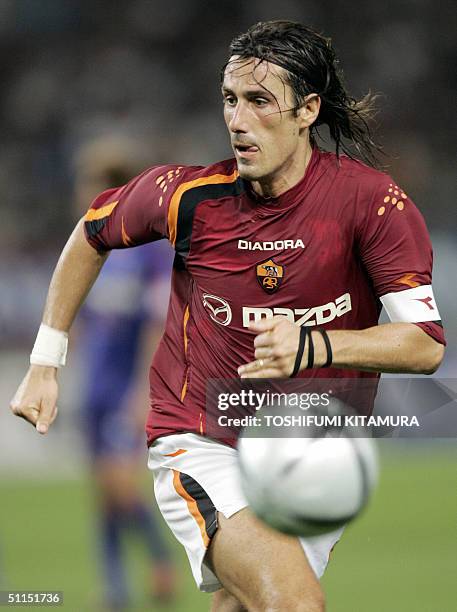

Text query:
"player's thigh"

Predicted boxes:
[[207, 508, 325, 612]]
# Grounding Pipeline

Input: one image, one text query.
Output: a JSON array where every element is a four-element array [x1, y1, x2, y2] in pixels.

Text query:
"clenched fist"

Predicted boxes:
[[10, 365, 59, 434], [238, 316, 328, 378]]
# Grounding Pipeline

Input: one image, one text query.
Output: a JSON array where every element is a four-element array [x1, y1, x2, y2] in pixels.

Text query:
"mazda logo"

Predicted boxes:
[[202, 293, 232, 326]]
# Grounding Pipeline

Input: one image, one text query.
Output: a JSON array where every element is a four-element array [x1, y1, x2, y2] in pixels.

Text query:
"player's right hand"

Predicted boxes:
[[10, 365, 59, 435]]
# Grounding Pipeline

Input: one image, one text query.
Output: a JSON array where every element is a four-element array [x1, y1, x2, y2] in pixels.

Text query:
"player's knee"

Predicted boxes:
[[253, 581, 325, 612], [263, 592, 325, 612], [212, 588, 246, 612]]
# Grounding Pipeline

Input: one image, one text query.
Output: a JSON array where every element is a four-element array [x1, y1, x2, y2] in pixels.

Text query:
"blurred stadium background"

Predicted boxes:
[[0, 1, 456, 610]]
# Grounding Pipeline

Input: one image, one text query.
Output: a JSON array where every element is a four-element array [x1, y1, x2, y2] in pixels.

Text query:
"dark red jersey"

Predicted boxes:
[[84, 148, 444, 446]]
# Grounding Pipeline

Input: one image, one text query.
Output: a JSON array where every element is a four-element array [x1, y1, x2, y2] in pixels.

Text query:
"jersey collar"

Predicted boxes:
[[243, 147, 322, 212]]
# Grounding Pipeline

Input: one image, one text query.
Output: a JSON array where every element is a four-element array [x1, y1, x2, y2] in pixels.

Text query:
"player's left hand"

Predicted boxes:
[[238, 316, 304, 378]]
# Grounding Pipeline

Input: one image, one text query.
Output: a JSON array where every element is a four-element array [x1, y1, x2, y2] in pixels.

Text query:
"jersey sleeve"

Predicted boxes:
[[83, 164, 188, 251], [356, 176, 445, 344]]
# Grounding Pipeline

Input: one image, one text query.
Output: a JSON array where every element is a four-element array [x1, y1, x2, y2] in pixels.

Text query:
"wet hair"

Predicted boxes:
[[223, 20, 382, 168]]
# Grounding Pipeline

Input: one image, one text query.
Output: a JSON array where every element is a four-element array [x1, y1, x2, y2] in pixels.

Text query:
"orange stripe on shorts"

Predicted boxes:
[[164, 449, 188, 457], [172, 469, 210, 547]]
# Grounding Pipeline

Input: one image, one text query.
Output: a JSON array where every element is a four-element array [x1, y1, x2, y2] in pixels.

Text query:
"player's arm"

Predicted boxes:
[[312, 321, 444, 373], [10, 219, 109, 434], [11, 163, 181, 433], [43, 219, 109, 330], [238, 318, 444, 378]]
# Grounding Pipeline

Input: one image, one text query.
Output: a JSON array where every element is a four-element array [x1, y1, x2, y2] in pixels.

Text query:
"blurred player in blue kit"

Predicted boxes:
[[73, 135, 176, 609]]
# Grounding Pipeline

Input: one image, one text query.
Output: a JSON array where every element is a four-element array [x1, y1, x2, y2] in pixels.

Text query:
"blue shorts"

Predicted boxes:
[[82, 406, 145, 459]]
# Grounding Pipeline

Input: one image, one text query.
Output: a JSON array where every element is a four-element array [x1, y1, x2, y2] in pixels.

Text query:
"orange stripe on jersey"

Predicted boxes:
[[168, 170, 239, 246], [164, 449, 188, 457], [121, 216, 135, 246], [180, 305, 190, 402], [394, 273, 420, 288], [85, 200, 119, 221], [183, 305, 190, 354], [180, 378, 188, 402], [172, 469, 209, 547]]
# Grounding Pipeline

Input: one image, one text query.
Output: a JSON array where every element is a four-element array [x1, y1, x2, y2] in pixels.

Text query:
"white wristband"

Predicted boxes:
[[30, 324, 69, 367]]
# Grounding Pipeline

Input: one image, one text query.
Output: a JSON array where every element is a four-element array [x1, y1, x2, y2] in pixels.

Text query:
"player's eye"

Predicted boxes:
[[223, 95, 237, 106], [253, 98, 268, 107]]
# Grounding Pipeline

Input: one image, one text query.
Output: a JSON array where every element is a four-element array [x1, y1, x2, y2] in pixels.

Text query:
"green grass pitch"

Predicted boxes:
[[1, 444, 456, 611]]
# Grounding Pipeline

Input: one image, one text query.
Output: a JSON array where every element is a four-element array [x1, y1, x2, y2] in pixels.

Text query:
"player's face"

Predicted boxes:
[[222, 56, 318, 196]]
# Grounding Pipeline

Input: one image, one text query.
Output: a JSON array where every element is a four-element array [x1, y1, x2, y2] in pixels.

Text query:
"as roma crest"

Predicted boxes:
[[256, 259, 284, 294]]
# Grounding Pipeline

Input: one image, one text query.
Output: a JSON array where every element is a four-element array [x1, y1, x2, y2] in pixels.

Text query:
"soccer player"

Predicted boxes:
[[73, 136, 176, 609], [11, 21, 445, 612]]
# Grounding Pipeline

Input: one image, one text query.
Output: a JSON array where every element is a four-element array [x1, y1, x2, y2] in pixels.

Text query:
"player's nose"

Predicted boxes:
[[228, 102, 249, 133]]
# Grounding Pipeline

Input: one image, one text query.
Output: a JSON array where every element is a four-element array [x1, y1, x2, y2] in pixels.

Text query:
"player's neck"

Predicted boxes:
[[251, 141, 313, 200]]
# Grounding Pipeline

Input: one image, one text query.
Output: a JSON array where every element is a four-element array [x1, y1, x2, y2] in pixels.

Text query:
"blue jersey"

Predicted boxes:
[[78, 239, 173, 413]]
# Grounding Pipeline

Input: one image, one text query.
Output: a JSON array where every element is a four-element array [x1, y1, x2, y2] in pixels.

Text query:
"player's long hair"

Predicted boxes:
[[224, 20, 383, 168]]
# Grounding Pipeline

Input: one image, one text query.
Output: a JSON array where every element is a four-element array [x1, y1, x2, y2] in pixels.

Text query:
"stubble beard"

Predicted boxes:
[[236, 160, 266, 182]]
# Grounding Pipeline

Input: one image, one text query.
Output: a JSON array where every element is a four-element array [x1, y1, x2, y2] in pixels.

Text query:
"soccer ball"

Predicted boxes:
[[237, 424, 378, 537]]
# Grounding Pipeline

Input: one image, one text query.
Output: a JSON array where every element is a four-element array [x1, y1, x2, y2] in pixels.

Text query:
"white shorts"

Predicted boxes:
[[147, 433, 344, 593]]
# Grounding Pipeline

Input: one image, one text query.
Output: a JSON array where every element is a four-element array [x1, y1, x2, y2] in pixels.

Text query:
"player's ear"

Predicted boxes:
[[297, 94, 321, 129]]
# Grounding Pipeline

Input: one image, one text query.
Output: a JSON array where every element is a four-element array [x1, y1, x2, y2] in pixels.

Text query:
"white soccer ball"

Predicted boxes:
[[237, 431, 378, 537]]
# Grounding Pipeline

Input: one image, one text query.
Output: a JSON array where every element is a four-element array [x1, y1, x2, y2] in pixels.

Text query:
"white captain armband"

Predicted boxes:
[[30, 324, 69, 367], [380, 285, 441, 323]]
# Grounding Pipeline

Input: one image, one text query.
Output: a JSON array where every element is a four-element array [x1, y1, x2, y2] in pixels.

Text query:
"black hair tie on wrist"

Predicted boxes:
[[318, 329, 333, 368], [306, 328, 315, 369], [290, 326, 308, 377]]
